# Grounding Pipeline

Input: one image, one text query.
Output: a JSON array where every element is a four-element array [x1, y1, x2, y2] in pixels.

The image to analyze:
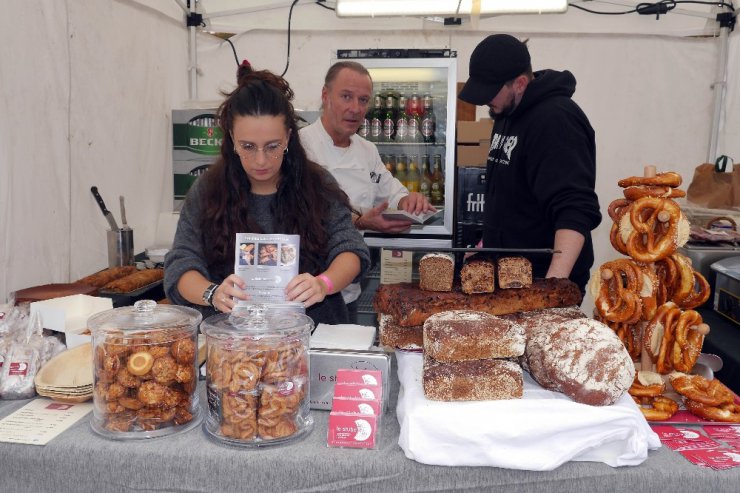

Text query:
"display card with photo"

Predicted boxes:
[[234, 233, 299, 303]]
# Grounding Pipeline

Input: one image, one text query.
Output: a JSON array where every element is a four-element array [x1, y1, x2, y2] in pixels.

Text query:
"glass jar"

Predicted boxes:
[[88, 300, 202, 439], [201, 304, 313, 447]]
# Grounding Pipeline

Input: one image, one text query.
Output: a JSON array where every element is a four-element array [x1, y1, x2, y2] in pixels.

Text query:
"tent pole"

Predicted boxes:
[[189, 1, 198, 100], [707, 24, 730, 163]]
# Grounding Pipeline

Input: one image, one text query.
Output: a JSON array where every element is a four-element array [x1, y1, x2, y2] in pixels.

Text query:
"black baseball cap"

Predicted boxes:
[[459, 34, 531, 105]]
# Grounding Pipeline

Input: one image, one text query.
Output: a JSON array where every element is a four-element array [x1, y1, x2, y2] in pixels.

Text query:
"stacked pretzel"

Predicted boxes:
[[591, 169, 727, 421]]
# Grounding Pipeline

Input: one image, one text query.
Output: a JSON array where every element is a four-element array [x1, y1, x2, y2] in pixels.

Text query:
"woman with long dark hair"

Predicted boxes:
[[164, 65, 370, 324]]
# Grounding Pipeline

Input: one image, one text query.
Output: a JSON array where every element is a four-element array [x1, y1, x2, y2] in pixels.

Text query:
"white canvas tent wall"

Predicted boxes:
[[1, 0, 738, 313]]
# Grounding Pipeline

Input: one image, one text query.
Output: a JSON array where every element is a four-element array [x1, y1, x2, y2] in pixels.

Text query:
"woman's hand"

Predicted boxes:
[[285, 273, 328, 308], [212, 274, 249, 313]]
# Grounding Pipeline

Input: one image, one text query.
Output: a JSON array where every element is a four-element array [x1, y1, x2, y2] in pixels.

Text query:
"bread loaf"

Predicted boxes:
[[103, 268, 164, 293], [373, 278, 582, 328], [419, 253, 454, 292], [378, 314, 423, 350], [423, 310, 525, 361], [77, 266, 137, 288], [523, 318, 635, 406], [497, 257, 532, 289], [423, 356, 523, 401], [461, 254, 495, 294]]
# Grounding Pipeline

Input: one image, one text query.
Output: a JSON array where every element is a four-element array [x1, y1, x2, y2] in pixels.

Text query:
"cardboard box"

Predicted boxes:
[[456, 82, 477, 122], [456, 141, 490, 167], [457, 118, 493, 143], [30, 295, 113, 333]]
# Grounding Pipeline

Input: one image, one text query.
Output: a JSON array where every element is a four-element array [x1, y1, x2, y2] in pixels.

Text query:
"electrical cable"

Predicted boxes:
[[569, 0, 734, 16], [314, 0, 335, 11], [225, 38, 240, 67], [280, 0, 301, 77]]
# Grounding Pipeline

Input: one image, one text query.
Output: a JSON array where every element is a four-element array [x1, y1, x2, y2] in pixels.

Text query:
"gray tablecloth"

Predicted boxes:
[[1, 369, 739, 493]]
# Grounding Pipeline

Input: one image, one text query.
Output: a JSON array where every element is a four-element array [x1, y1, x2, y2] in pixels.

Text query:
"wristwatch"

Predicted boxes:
[[202, 283, 219, 307]]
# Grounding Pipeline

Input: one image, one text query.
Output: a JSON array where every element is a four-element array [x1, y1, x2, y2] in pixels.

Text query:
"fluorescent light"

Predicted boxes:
[[335, 0, 568, 17]]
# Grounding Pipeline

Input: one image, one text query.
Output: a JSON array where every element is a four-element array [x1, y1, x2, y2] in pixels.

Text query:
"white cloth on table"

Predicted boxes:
[[395, 351, 661, 471]]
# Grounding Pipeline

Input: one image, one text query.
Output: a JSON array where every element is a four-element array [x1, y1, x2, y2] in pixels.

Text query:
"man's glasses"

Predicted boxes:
[[233, 141, 287, 161]]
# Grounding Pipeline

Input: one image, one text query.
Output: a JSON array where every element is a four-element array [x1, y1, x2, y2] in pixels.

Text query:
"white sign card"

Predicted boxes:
[[234, 233, 300, 304]]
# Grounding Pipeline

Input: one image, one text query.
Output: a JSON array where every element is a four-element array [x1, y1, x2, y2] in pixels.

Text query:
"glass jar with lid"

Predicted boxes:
[[201, 304, 313, 447], [88, 299, 202, 439]]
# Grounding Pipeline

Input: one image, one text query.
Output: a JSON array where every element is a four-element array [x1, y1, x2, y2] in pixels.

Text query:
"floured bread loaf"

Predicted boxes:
[[461, 254, 495, 294], [419, 253, 454, 292], [423, 310, 525, 361], [523, 318, 635, 406], [378, 314, 423, 350], [509, 306, 587, 335], [373, 278, 582, 328], [497, 257, 532, 289], [423, 357, 523, 401]]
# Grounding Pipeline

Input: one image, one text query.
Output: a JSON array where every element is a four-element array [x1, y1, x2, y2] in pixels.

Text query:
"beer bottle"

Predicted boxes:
[[369, 94, 383, 142], [395, 95, 409, 143], [395, 154, 408, 188], [420, 154, 433, 202], [406, 93, 422, 143], [430, 154, 445, 206], [358, 101, 371, 139], [382, 95, 396, 143], [383, 153, 396, 175], [406, 154, 421, 192], [421, 94, 436, 144]]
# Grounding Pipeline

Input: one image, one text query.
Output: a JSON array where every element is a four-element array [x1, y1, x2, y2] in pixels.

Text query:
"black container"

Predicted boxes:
[[455, 167, 486, 224]]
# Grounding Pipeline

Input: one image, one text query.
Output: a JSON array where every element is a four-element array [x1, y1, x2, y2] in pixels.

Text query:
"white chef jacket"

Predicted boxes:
[[300, 118, 409, 303]]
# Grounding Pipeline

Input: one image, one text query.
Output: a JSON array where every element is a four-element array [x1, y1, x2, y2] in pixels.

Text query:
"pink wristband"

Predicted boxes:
[[317, 274, 334, 295]]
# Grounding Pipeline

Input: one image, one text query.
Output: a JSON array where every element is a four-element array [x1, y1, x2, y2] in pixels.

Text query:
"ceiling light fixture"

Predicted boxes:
[[335, 0, 568, 17]]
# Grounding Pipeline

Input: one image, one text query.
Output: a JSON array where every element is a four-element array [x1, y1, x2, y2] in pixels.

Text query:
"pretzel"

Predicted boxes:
[[654, 256, 679, 306], [632, 395, 679, 421], [625, 197, 681, 263], [609, 222, 630, 256], [637, 263, 658, 321], [670, 374, 734, 407], [684, 399, 740, 422], [671, 310, 709, 373], [595, 259, 644, 324], [618, 171, 682, 188], [600, 317, 642, 360], [623, 186, 686, 201], [643, 302, 681, 372], [608, 198, 632, 223], [628, 373, 665, 397]]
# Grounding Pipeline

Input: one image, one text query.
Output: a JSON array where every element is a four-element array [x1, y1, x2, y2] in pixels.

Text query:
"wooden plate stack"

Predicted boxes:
[[34, 343, 94, 403]]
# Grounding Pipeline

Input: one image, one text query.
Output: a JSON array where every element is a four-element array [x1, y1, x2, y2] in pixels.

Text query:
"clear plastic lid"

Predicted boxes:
[[201, 304, 313, 341], [87, 299, 202, 335]]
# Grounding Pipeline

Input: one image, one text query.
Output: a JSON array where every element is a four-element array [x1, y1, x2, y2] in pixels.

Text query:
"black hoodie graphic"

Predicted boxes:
[[483, 69, 601, 291]]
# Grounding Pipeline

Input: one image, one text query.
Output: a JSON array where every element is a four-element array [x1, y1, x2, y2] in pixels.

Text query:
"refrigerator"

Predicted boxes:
[[336, 49, 458, 249]]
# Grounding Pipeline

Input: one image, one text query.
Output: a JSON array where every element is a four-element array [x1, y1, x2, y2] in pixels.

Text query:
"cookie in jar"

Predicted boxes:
[[202, 304, 313, 447], [89, 300, 202, 439]]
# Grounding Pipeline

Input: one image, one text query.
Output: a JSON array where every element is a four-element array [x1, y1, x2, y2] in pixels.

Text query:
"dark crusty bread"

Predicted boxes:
[[419, 253, 454, 292], [423, 356, 523, 401], [461, 254, 495, 294], [373, 278, 582, 328], [522, 318, 634, 406], [77, 266, 137, 288], [378, 314, 423, 350], [497, 257, 532, 289], [103, 268, 164, 293], [423, 310, 525, 361]]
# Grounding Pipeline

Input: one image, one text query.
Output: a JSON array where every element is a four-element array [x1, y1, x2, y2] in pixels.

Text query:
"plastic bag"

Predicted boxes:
[[686, 157, 740, 209]]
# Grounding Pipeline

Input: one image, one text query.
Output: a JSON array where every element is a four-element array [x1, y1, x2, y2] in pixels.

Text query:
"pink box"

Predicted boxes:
[[331, 397, 381, 416], [333, 382, 383, 402], [327, 412, 378, 449], [335, 369, 382, 386]]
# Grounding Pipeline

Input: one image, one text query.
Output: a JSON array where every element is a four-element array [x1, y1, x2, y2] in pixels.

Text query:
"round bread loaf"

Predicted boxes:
[[525, 318, 635, 406]]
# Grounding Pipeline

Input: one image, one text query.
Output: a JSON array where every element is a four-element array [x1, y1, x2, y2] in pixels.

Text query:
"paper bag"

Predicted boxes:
[[686, 159, 740, 209]]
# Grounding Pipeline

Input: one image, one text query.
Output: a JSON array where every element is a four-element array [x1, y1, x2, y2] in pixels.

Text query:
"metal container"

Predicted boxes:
[[107, 228, 134, 267], [88, 300, 202, 439], [711, 256, 740, 325], [201, 304, 313, 447]]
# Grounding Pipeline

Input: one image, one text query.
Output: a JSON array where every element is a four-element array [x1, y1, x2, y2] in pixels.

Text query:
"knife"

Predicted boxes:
[[119, 195, 131, 231], [91, 186, 120, 231]]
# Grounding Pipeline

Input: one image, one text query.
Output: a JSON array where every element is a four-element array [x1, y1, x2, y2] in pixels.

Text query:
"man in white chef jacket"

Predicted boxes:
[[300, 61, 434, 321]]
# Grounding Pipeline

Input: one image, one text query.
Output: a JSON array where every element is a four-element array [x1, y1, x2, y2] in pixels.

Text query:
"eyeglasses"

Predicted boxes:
[[233, 141, 288, 161]]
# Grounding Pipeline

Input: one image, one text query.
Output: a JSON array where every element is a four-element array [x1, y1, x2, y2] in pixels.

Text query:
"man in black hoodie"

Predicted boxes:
[[459, 34, 601, 293]]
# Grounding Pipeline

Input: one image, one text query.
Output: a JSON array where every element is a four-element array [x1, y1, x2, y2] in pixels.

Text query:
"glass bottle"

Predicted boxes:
[[369, 94, 383, 142], [395, 154, 408, 188], [406, 154, 421, 193], [430, 154, 445, 206], [383, 153, 396, 175], [406, 93, 422, 143], [421, 94, 436, 144], [382, 95, 396, 143], [395, 95, 409, 143], [420, 154, 433, 202]]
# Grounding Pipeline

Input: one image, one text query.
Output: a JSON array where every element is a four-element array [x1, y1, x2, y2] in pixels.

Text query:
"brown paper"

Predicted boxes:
[[686, 162, 740, 209]]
